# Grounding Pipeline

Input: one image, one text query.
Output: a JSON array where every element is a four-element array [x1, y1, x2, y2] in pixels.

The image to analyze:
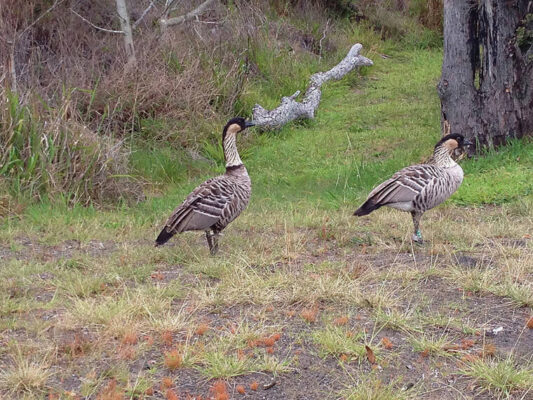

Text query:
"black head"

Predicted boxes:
[[435, 133, 473, 150], [222, 117, 255, 140]]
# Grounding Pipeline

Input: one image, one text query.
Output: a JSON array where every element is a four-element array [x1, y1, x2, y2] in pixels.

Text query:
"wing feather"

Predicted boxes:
[[155, 176, 236, 245], [354, 164, 440, 216]]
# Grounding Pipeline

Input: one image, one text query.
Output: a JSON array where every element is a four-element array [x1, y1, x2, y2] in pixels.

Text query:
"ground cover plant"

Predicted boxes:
[[1, 2, 533, 400]]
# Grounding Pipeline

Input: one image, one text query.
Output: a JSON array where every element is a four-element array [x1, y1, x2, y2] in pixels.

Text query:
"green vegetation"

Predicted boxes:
[[460, 358, 533, 397]]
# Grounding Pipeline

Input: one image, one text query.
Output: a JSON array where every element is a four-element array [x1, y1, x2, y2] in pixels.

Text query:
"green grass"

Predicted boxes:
[[460, 358, 533, 397], [457, 139, 533, 205]]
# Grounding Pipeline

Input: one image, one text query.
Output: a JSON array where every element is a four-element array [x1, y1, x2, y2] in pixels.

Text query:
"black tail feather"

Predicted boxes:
[[155, 228, 174, 246], [353, 200, 379, 217]]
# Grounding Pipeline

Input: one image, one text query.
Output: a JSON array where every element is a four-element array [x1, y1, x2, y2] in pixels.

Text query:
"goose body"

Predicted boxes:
[[156, 117, 254, 254], [354, 134, 471, 243]]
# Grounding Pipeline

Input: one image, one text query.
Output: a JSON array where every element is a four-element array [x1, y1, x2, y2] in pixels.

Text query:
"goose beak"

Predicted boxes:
[[463, 139, 474, 146], [244, 120, 256, 128]]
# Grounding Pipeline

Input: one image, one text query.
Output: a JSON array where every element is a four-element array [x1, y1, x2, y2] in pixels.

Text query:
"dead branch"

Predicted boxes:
[[70, 8, 124, 34], [160, 0, 217, 30], [252, 43, 373, 130], [18, 0, 64, 38], [132, 0, 157, 30]]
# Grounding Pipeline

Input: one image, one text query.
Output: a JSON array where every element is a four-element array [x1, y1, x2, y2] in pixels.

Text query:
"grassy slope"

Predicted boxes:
[[1, 46, 533, 399]]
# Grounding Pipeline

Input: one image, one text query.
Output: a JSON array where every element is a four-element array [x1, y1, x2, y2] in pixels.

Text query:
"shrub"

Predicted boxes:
[[0, 90, 141, 205]]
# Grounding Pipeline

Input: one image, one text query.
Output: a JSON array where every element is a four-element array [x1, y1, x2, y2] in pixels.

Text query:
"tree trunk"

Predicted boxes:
[[438, 0, 533, 149], [115, 0, 136, 66]]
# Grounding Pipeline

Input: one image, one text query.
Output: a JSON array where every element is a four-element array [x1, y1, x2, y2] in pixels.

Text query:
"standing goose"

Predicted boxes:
[[354, 133, 472, 243], [156, 117, 255, 254]]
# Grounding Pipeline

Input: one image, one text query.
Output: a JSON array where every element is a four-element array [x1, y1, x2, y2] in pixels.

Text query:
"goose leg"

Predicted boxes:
[[411, 211, 423, 244], [205, 230, 215, 254], [211, 232, 220, 255]]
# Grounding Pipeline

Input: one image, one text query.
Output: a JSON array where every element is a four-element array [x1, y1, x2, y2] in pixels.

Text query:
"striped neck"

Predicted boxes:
[[223, 131, 243, 168], [428, 145, 457, 168]]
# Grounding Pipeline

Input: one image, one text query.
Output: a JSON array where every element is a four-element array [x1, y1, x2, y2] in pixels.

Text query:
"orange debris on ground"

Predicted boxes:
[[162, 377, 173, 388], [333, 316, 349, 326], [195, 323, 209, 336], [161, 330, 174, 346], [121, 331, 138, 345], [381, 337, 393, 349], [301, 307, 318, 323], [165, 389, 179, 400], [164, 349, 183, 370]]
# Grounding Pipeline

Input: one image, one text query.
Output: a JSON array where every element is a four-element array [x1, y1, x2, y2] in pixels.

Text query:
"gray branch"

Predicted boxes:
[[252, 43, 373, 130], [70, 8, 124, 34], [132, 0, 157, 30], [160, 0, 216, 29]]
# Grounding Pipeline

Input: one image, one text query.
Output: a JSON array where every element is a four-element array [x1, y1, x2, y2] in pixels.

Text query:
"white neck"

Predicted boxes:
[[224, 131, 242, 168], [429, 145, 457, 168]]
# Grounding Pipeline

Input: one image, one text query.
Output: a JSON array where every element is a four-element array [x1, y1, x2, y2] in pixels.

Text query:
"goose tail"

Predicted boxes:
[[354, 200, 379, 216], [155, 228, 173, 246]]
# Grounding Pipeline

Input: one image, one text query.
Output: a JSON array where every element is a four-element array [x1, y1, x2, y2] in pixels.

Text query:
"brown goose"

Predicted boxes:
[[156, 117, 255, 254], [354, 133, 472, 243]]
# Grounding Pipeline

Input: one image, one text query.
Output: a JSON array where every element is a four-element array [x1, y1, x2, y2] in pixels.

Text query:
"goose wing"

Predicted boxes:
[[156, 176, 236, 245], [355, 165, 440, 215]]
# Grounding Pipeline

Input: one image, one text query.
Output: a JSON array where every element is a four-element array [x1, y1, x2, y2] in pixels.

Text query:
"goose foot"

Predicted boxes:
[[412, 230, 423, 245]]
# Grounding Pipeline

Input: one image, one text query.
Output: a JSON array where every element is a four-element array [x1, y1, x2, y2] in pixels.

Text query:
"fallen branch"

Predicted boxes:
[[160, 0, 217, 30], [252, 43, 373, 130]]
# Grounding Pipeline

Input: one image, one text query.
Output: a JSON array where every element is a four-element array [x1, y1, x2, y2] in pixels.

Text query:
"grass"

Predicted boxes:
[[460, 358, 533, 397], [339, 374, 416, 400], [0, 347, 53, 396], [1, 31, 532, 399], [312, 326, 370, 361]]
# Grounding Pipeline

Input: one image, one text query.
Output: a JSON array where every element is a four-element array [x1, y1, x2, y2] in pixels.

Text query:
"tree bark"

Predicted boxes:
[[115, 0, 136, 66], [438, 0, 533, 149]]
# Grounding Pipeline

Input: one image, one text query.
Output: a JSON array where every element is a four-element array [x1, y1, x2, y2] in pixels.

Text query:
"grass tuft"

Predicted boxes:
[[460, 358, 533, 396]]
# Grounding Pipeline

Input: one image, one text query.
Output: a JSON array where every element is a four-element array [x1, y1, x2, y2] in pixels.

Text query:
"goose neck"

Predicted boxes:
[[429, 145, 457, 168], [223, 131, 242, 168]]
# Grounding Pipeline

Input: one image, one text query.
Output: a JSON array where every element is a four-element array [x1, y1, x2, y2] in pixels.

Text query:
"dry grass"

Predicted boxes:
[[1, 202, 531, 398]]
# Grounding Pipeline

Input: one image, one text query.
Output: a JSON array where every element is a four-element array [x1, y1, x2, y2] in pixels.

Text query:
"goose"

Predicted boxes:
[[156, 117, 255, 254], [354, 133, 472, 243]]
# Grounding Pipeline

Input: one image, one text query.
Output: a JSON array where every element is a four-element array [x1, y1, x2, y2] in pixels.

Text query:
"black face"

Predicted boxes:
[[224, 117, 255, 132], [435, 133, 473, 148]]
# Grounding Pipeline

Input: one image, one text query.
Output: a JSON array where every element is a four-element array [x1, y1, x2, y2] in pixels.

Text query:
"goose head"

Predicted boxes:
[[435, 133, 473, 153], [223, 117, 255, 139]]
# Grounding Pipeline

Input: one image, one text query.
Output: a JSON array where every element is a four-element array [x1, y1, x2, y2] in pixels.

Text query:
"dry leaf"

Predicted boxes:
[[365, 345, 376, 365]]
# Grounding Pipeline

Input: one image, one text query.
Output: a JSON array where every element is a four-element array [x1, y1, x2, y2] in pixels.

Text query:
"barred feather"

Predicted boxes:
[[355, 135, 465, 217]]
